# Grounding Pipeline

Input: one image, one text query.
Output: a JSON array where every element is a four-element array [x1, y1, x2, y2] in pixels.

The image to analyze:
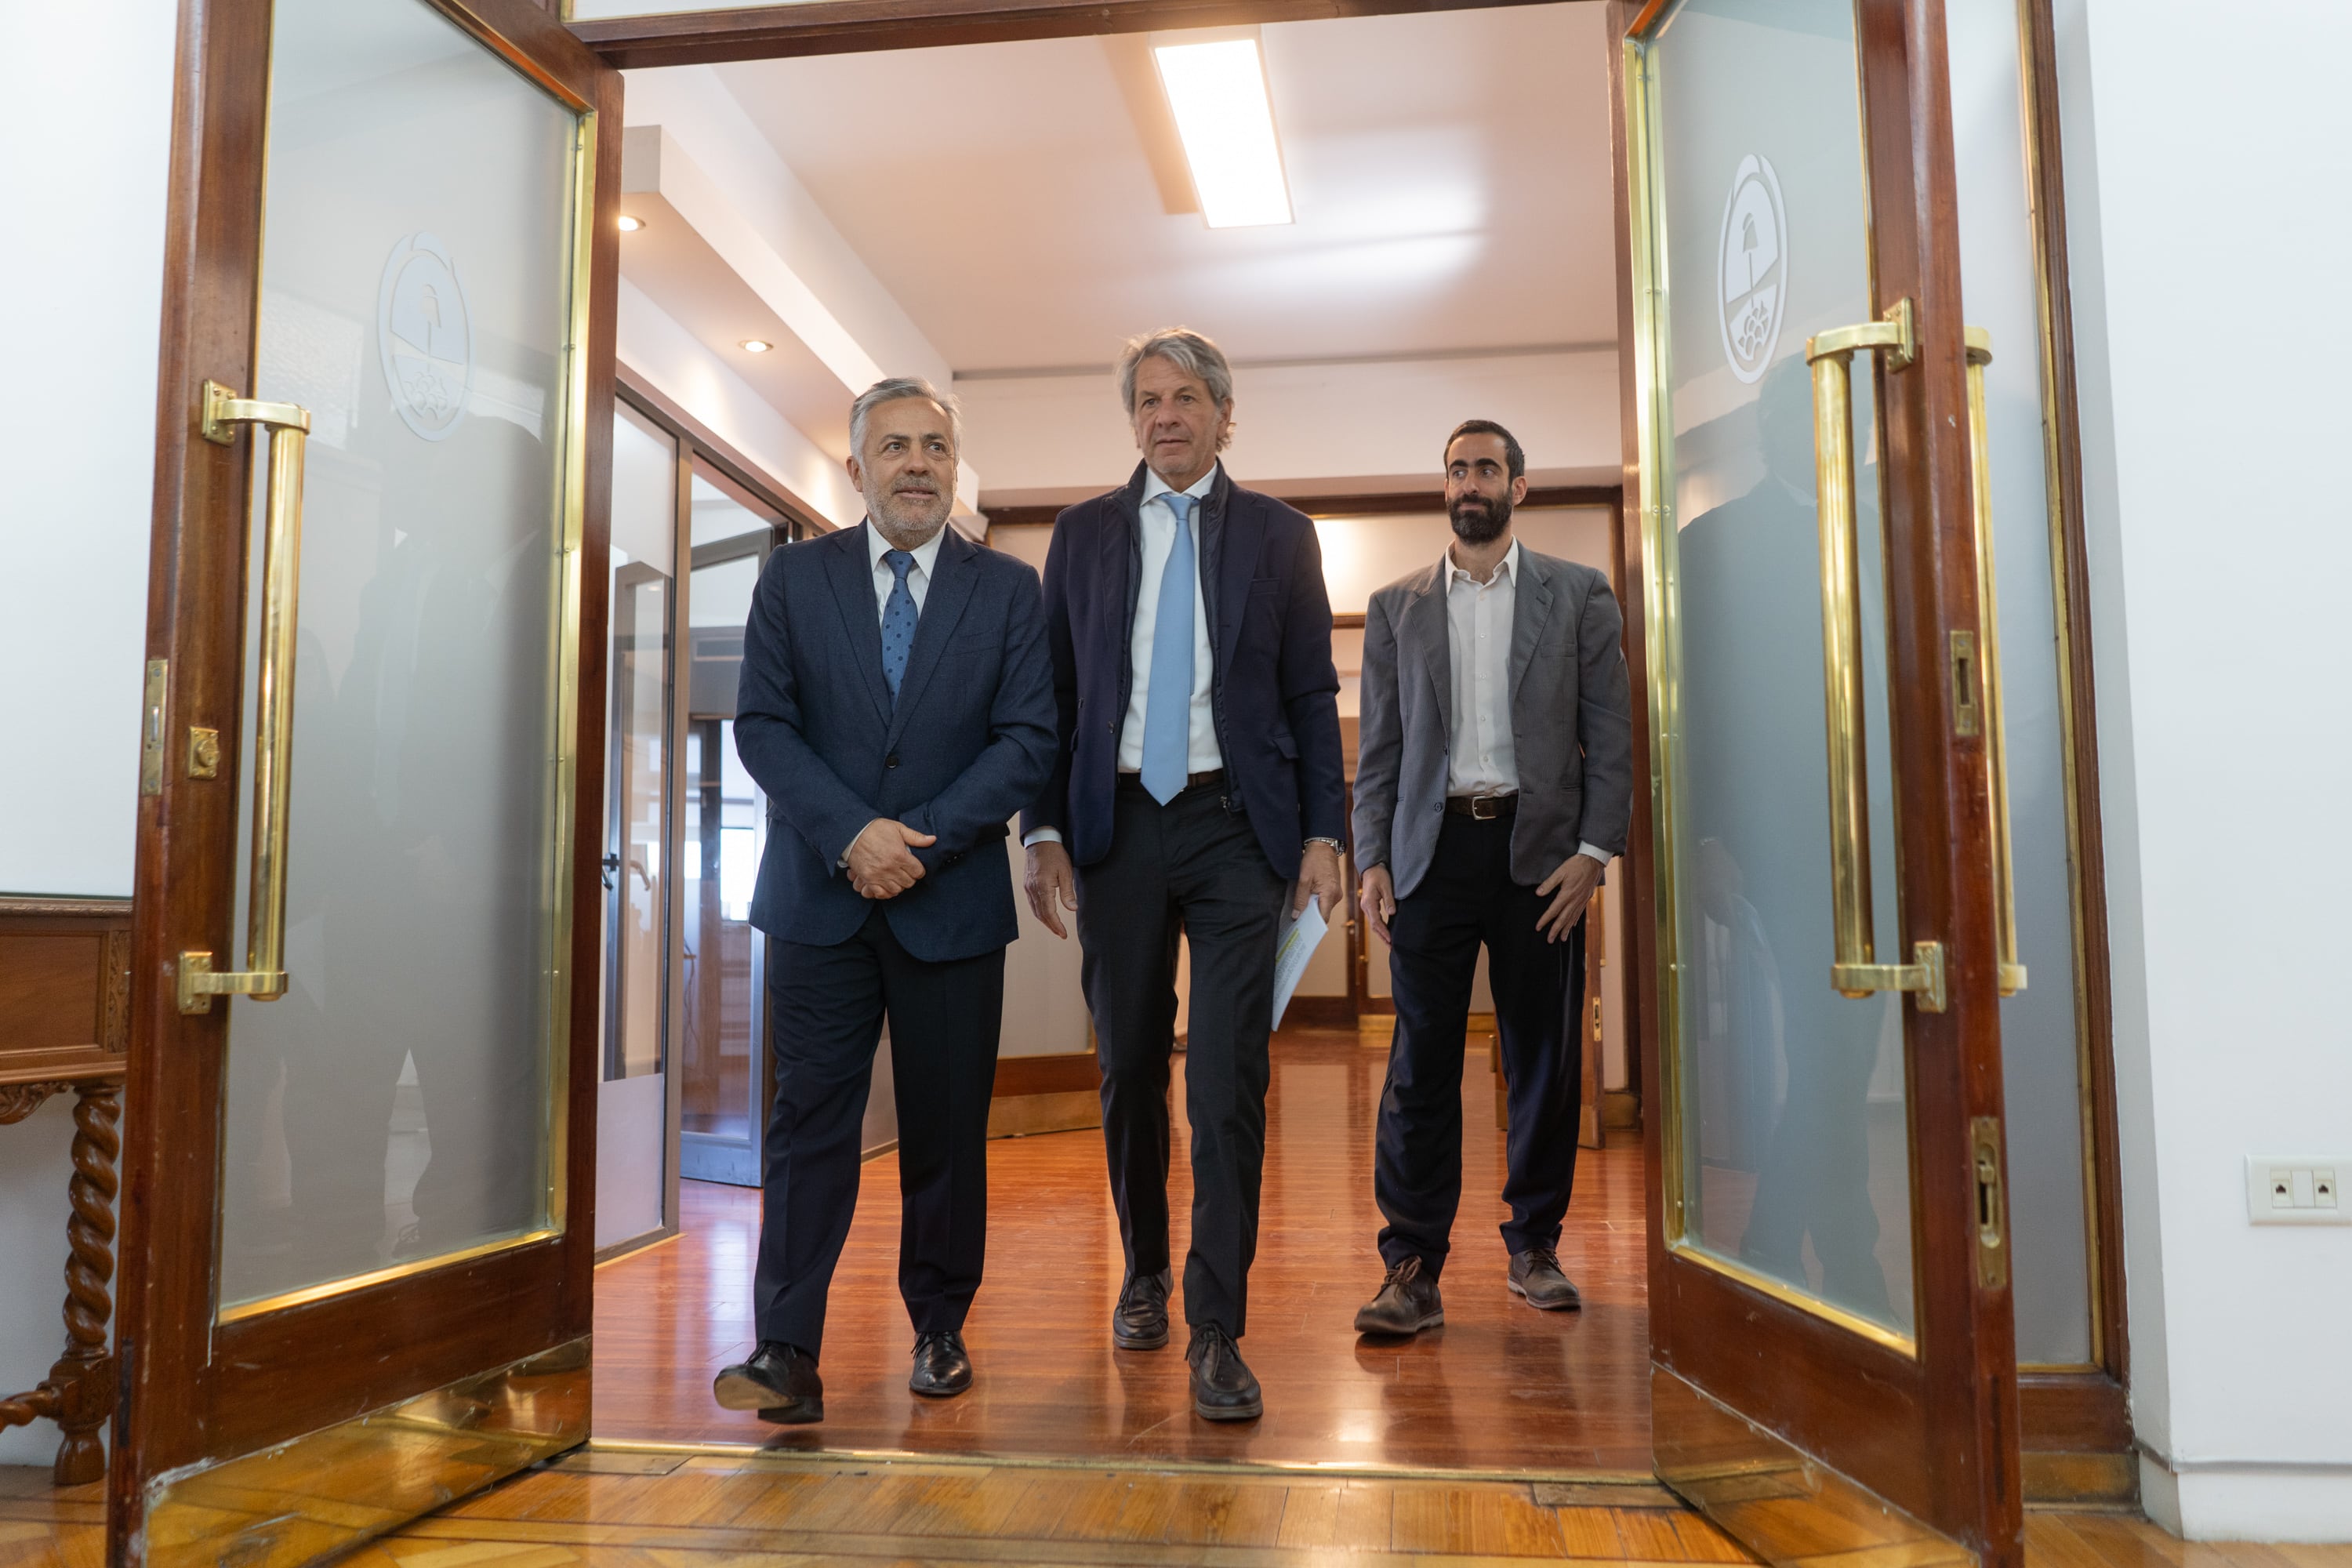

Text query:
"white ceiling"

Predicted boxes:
[[706, 4, 1618, 373]]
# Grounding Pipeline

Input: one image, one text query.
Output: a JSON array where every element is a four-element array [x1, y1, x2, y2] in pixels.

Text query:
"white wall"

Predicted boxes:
[[960, 349, 1621, 503], [618, 278, 865, 528], [0, 0, 180, 1461], [2059, 0, 2352, 1540], [0, 0, 178, 899]]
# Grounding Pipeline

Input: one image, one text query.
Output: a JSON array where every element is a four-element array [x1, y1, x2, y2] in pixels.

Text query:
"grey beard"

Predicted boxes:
[[1450, 496, 1511, 545]]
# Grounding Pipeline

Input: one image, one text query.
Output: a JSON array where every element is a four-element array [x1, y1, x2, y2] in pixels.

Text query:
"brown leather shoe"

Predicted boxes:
[[1353, 1255, 1445, 1336], [1508, 1246, 1583, 1311]]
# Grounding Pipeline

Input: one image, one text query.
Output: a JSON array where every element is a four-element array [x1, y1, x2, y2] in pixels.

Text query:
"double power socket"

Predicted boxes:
[[2245, 1157, 2347, 1225]]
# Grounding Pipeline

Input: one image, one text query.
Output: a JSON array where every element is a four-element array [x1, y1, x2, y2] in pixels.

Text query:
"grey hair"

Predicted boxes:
[[849, 376, 961, 459], [1115, 327, 1236, 419]]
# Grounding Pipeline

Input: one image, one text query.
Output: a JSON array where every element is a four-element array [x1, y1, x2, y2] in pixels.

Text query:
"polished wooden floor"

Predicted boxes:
[[7, 1457, 2346, 1568], [593, 1027, 1654, 1472]]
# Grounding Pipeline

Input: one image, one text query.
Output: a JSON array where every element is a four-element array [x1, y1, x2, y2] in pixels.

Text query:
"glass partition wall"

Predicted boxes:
[[595, 386, 800, 1247], [678, 465, 785, 1185]]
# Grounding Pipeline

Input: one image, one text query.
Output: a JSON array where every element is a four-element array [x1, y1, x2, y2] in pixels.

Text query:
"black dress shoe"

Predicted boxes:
[[1186, 1325, 1262, 1422], [909, 1330, 973, 1398], [1113, 1266, 1174, 1351], [713, 1341, 824, 1425], [1508, 1246, 1583, 1311], [1353, 1254, 1445, 1336]]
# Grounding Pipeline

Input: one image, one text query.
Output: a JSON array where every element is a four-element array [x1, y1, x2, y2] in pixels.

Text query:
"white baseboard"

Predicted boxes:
[[2140, 1452, 2352, 1541]]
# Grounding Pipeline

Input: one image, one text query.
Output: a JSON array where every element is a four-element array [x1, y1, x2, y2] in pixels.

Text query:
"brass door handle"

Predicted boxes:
[[1804, 301, 1945, 1013], [180, 380, 313, 1014], [1962, 329, 2027, 996]]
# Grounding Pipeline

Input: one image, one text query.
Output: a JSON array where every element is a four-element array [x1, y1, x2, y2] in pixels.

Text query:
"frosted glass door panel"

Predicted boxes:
[[1646, 0, 1917, 1338], [218, 0, 584, 1312], [606, 402, 677, 1083], [1948, 0, 2094, 1367]]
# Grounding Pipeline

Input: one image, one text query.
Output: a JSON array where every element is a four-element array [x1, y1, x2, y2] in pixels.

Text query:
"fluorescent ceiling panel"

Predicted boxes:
[[1152, 36, 1294, 228]]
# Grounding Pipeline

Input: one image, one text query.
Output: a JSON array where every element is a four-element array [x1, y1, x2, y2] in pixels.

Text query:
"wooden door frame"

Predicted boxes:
[[114, 0, 620, 1556]]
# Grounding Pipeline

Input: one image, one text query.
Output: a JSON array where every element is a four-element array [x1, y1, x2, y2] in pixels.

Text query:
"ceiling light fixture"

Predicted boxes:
[[1152, 32, 1293, 229], [617, 214, 644, 232], [740, 339, 772, 354]]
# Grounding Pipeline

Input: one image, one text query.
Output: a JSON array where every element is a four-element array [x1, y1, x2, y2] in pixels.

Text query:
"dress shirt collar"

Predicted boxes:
[[866, 519, 946, 580], [1142, 463, 1220, 510], [1444, 535, 1521, 590]]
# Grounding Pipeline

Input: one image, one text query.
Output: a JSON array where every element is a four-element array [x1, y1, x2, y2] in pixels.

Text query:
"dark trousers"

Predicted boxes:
[[1376, 814, 1584, 1276], [753, 907, 1004, 1358], [1075, 778, 1287, 1338]]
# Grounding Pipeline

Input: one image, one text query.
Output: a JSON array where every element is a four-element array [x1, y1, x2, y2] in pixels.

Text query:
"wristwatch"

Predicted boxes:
[[1304, 837, 1344, 852]]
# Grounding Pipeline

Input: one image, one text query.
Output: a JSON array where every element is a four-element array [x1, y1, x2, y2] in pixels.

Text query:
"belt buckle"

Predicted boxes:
[[1471, 795, 1498, 821]]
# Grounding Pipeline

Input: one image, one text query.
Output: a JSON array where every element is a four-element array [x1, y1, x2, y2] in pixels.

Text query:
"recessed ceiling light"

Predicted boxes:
[[740, 339, 772, 354], [1153, 34, 1293, 228], [618, 214, 644, 232]]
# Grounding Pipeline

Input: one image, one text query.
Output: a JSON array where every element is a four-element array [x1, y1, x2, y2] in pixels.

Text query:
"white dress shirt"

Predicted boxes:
[[1025, 467, 1220, 849], [1443, 539, 1611, 869], [843, 521, 946, 868], [867, 519, 943, 616]]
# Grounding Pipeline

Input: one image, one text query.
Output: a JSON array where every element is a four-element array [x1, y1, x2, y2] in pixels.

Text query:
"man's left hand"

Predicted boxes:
[[1296, 840, 1344, 920], [1535, 854, 1604, 944]]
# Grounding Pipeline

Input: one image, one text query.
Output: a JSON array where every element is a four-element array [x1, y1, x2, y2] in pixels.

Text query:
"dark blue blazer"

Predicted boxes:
[[736, 524, 1056, 964], [1021, 463, 1345, 879]]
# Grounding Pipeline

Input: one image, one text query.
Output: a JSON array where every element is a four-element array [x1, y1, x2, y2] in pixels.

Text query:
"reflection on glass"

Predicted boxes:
[[1949, 0, 2092, 1366], [217, 0, 581, 1308], [605, 401, 677, 1082], [1646, 0, 1915, 1336], [677, 475, 775, 1184]]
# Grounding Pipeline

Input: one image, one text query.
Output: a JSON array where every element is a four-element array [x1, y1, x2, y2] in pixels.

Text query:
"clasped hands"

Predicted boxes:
[[847, 818, 936, 899]]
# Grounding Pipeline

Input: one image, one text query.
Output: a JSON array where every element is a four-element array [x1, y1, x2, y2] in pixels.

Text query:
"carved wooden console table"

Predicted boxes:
[[0, 896, 128, 1485]]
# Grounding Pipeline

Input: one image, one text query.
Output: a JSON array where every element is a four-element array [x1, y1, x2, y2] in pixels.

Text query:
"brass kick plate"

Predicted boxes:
[[187, 727, 220, 779]]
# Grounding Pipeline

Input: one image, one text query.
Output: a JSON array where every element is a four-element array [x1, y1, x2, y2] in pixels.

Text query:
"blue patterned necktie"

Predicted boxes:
[[880, 548, 917, 704], [1139, 492, 1198, 804]]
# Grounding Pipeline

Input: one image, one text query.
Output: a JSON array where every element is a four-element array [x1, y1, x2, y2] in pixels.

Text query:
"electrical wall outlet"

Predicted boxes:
[[2246, 1157, 2348, 1225]]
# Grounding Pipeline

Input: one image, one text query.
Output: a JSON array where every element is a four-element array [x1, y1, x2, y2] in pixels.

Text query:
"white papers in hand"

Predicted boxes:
[[1270, 897, 1329, 1030]]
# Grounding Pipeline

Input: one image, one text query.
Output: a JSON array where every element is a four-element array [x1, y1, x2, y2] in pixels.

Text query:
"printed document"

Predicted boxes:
[[1271, 898, 1329, 1029]]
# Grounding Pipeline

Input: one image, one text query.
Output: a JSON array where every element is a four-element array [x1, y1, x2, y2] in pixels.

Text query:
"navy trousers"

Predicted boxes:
[[753, 907, 1004, 1357], [1375, 813, 1584, 1276]]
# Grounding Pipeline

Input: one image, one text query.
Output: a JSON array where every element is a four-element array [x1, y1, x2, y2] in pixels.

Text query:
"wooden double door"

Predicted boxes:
[[117, 1, 2045, 1566]]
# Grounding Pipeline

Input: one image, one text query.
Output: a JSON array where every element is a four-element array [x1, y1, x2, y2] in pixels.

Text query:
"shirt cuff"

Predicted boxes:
[[1577, 842, 1612, 866], [1022, 828, 1064, 848]]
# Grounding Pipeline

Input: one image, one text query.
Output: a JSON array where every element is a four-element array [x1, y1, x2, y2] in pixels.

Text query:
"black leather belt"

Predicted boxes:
[[1118, 768, 1226, 793], [1445, 793, 1518, 820]]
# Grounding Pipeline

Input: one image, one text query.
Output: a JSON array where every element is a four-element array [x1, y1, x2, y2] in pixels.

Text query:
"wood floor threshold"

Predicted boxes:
[[578, 1437, 1666, 1491]]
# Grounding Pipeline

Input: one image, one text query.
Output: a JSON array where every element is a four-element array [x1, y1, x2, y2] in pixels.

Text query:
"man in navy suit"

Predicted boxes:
[[1022, 328, 1345, 1421], [713, 378, 1055, 1424]]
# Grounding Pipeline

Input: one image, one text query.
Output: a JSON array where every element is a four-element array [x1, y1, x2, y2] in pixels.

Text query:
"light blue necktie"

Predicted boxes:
[[880, 548, 917, 704], [1139, 492, 1197, 804]]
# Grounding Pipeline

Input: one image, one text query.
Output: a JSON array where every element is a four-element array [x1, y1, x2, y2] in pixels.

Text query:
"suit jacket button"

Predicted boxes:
[[886, 754, 900, 768]]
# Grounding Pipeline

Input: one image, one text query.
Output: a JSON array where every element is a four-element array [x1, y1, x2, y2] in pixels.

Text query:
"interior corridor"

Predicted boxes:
[[592, 1027, 1651, 1473]]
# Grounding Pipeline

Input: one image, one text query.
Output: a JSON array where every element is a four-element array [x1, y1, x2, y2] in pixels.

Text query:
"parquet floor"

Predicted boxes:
[[8, 1458, 2347, 1568], [591, 1027, 1653, 1472]]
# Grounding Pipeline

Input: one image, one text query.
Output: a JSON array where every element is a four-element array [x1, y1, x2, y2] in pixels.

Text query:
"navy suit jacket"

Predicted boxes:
[[1021, 463, 1345, 879], [736, 524, 1056, 964]]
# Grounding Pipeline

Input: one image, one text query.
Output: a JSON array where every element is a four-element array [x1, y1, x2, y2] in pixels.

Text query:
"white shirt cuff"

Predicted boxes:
[[841, 818, 882, 869], [1022, 828, 1064, 848], [1577, 842, 1612, 866]]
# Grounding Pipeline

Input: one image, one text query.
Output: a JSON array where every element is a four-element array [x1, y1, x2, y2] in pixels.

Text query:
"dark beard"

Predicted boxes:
[[1450, 493, 1512, 545]]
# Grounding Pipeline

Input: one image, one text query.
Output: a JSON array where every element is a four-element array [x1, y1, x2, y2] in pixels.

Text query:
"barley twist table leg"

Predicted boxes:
[[43, 1081, 121, 1486]]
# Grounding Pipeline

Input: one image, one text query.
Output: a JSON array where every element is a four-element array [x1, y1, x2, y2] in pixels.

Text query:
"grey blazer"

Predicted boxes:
[[1352, 546, 1634, 900]]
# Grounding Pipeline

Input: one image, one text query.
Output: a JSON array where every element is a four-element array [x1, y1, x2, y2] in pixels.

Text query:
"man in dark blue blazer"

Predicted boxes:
[[1022, 328, 1345, 1422], [713, 378, 1055, 1425]]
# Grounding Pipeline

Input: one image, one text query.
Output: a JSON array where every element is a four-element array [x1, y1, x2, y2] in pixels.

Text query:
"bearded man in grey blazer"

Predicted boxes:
[[1348, 419, 1634, 1335]]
